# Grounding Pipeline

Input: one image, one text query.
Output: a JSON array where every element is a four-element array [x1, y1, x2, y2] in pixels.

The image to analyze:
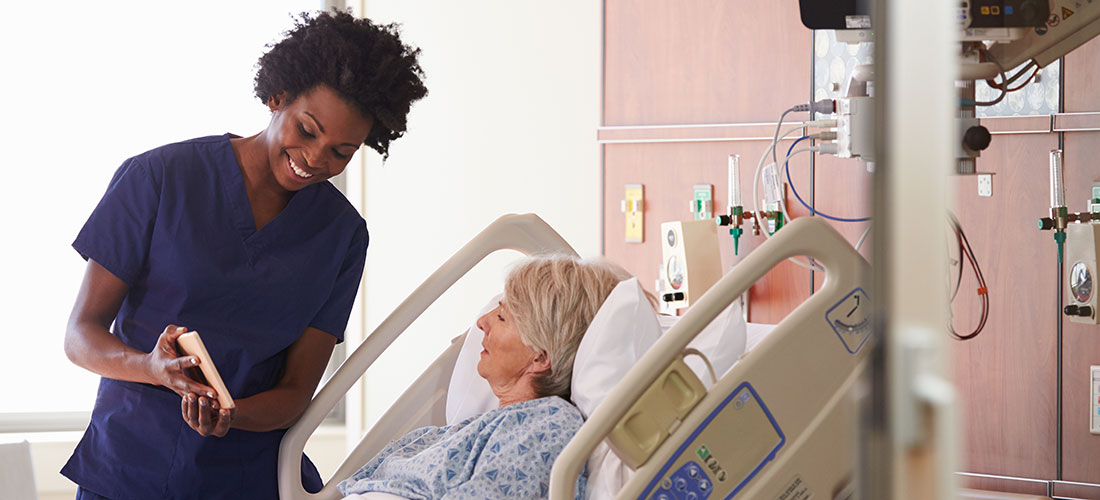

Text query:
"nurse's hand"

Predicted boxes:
[[146, 325, 216, 399], [182, 393, 235, 437]]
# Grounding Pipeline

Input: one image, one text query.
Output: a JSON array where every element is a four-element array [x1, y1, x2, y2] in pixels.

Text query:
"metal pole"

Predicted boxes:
[[868, 0, 959, 498]]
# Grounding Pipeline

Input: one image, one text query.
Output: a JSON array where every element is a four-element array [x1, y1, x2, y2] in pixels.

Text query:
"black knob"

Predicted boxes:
[[963, 126, 992, 152], [1038, 218, 1054, 230], [716, 215, 732, 226], [662, 292, 685, 302], [1018, 0, 1043, 26], [1065, 305, 1094, 317]]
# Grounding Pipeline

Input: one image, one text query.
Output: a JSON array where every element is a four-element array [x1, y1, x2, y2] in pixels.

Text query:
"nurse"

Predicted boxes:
[[61, 10, 427, 500]]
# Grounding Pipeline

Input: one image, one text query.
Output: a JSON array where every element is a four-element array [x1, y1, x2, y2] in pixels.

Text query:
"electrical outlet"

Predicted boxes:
[[623, 184, 644, 243], [1092, 366, 1100, 435], [977, 174, 993, 197]]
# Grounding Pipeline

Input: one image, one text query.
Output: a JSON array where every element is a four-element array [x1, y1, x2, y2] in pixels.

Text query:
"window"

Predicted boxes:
[[0, 0, 328, 423]]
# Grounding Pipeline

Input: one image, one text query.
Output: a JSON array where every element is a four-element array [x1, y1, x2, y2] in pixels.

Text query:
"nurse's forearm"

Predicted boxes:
[[65, 259, 161, 386], [64, 321, 158, 385], [232, 386, 312, 432]]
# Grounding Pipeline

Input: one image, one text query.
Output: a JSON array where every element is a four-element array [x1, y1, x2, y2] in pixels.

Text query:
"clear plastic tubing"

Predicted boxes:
[[1050, 149, 1065, 209]]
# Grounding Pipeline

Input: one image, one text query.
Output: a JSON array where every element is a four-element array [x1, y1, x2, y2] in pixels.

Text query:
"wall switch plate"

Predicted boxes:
[[977, 174, 993, 197], [1092, 366, 1100, 435], [623, 184, 644, 243]]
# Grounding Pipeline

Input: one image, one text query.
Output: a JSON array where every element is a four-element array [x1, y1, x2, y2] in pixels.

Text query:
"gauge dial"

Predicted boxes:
[[1070, 261, 1093, 303], [667, 255, 684, 290]]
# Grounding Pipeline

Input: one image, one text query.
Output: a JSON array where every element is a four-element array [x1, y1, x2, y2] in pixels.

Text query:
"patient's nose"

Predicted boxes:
[[476, 313, 489, 333]]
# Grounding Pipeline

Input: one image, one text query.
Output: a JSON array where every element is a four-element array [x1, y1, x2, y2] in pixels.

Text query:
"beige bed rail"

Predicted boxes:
[[278, 213, 577, 500], [548, 216, 869, 500]]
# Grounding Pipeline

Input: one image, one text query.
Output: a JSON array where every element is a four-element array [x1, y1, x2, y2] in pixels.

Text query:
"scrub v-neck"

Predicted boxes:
[[220, 134, 305, 249]]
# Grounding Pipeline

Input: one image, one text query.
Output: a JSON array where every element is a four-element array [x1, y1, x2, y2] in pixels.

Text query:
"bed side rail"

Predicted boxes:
[[549, 217, 868, 500], [280, 213, 577, 500]]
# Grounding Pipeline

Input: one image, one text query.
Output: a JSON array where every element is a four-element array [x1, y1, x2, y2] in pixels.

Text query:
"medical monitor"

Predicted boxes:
[[798, 0, 872, 30]]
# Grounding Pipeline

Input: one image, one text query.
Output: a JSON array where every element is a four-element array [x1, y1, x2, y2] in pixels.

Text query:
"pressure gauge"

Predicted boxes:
[[667, 255, 685, 290], [1070, 261, 1093, 303], [666, 229, 677, 248]]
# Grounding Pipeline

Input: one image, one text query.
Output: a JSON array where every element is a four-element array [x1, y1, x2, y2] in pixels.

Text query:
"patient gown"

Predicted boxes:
[[339, 396, 587, 500], [62, 134, 368, 500]]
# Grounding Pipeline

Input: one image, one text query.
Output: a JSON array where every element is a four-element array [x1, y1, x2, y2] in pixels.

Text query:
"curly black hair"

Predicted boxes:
[[254, 10, 427, 160]]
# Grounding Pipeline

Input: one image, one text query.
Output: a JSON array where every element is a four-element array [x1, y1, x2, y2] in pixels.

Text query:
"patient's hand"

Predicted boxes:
[[182, 393, 235, 437]]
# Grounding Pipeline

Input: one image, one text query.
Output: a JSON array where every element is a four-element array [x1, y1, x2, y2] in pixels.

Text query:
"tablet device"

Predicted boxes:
[[177, 331, 235, 409]]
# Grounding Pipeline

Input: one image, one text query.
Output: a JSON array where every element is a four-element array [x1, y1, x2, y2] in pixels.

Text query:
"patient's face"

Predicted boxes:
[[475, 301, 539, 392]]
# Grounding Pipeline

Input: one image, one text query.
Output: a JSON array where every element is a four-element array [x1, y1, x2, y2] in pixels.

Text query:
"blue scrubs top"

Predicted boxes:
[[62, 134, 368, 500]]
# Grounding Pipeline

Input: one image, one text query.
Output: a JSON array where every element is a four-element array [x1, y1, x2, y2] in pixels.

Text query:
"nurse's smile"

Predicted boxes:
[[287, 154, 314, 181]]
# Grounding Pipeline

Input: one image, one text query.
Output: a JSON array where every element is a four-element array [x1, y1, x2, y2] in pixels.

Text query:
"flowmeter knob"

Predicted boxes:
[[1038, 218, 1054, 230], [1064, 305, 1094, 317], [963, 126, 992, 152], [716, 215, 732, 226]]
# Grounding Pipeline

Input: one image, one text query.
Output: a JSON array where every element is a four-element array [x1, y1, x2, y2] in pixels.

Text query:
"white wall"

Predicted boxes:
[[352, 2, 603, 428]]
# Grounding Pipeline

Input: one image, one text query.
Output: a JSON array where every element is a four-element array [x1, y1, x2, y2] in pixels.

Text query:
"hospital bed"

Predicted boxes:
[[278, 213, 870, 500]]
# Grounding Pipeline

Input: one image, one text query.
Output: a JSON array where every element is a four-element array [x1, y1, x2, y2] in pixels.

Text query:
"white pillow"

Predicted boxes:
[[444, 294, 502, 425], [656, 299, 748, 388], [569, 278, 662, 418], [568, 278, 662, 500]]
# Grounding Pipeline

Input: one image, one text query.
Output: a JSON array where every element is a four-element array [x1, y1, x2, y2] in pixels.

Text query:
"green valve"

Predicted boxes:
[[730, 227, 743, 255]]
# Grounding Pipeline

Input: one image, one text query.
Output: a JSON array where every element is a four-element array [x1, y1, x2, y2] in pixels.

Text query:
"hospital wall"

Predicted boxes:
[[353, 0, 602, 437], [599, 0, 1100, 497]]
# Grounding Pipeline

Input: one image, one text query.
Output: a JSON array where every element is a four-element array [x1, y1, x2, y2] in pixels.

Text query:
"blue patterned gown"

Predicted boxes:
[[338, 396, 587, 500]]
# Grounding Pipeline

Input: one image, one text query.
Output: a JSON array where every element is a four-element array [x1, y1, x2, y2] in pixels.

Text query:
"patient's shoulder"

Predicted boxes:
[[501, 396, 584, 432]]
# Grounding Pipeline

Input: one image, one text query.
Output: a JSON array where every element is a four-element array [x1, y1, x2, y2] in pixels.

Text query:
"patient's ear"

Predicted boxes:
[[528, 351, 551, 375]]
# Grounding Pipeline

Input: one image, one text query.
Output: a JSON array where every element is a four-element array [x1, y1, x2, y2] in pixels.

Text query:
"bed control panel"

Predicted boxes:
[[649, 461, 713, 500], [638, 383, 785, 500]]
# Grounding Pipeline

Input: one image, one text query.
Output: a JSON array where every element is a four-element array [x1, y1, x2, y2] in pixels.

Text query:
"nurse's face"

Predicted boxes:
[[265, 85, 373, 192], [475, 301, 541, 391]]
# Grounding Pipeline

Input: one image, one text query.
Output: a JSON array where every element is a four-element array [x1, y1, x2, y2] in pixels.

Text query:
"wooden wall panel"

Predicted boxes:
[[1063, 36, 1100, 112], [1059, 131, 1100, 485], [812, 154, 874, 292], [603, 140, 812, 324], [950, 133, 1060, 479], [603, 0, 811, 126]]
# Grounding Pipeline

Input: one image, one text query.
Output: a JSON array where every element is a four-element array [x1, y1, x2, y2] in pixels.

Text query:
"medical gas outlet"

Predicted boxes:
[[659, 220, 722, 310], [692, 184, 714, 221]]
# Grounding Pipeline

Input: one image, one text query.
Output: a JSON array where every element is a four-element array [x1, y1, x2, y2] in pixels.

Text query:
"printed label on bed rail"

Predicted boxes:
[[774, 474, 814, 500], [825, 288, 871, 354]]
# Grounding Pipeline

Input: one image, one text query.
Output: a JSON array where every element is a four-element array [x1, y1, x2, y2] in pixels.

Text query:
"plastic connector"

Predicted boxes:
[[817, 143, 840, 155], [812, 131, 838, 141], [806, 119, 838, 128], [811, 99, 836, 114]]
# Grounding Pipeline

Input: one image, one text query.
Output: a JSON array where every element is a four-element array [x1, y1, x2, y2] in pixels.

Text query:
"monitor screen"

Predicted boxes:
[[798, 0, 873, 30]]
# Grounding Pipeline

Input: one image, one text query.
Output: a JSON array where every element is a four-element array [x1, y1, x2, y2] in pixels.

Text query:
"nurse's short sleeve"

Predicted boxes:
[[308, 221, 368, 343], [73, 158, 159, 286]]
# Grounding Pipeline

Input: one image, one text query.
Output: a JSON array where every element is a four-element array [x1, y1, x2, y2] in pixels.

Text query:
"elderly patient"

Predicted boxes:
[[339, 255, 630, 500]]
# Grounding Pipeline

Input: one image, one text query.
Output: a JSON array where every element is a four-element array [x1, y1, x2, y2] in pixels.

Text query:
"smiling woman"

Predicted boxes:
[[55, 9, 427, 500]]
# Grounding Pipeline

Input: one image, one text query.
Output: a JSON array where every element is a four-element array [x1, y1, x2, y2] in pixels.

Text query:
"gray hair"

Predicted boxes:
[[503, 254, 632, 400]]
